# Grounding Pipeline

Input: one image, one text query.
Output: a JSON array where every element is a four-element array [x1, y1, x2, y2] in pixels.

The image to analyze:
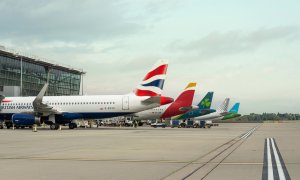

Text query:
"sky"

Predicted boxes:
[[0, 0, 299, 114]]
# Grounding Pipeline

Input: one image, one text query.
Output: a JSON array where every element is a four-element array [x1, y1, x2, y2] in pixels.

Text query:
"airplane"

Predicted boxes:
[[129, 82, 197, 121], [0, 60, 174, 130], [192, 98, 230, 121], [171, 92, 216, 120], [210, 102, 241, 121]]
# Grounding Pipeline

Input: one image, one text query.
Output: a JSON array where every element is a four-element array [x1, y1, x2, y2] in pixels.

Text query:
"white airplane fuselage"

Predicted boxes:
[[0, 94, 162, 123], [193, 112, 228, 121], [132, 105, 169, 120]]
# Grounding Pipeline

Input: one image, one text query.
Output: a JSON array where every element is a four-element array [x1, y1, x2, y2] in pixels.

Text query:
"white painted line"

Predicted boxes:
[[271, 138, 286, 180], [241, 126, 257, 139], [267, 138, 274, 180]]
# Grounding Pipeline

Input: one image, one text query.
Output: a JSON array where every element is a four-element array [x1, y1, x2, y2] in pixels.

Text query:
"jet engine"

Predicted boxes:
[[12, 113, 41, 126]]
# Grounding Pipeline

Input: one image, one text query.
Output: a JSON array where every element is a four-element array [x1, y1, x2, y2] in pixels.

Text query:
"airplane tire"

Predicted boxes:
[[50, 124, 59, 130], [0, 125, 3, 129], [69, 123, 75, 129]]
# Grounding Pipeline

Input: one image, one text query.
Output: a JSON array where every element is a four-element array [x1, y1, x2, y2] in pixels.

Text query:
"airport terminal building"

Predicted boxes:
[[0, 47, 84, 97]]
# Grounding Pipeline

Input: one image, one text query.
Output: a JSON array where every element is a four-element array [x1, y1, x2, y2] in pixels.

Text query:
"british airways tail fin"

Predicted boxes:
[[135, 60, 168, 96], [229, 102, 240, 113], [197, 92, 214, 109], [216, 98, 230, 113]]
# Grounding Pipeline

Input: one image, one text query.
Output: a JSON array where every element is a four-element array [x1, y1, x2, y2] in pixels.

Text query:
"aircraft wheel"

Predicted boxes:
[[69, 123, 75, 129], [50, 124, 59, 130]]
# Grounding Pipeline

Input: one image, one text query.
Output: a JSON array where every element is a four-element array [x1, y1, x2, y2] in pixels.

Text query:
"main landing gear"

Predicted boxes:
[[50, 124, 60, 130], [68, 123, 77, 129]]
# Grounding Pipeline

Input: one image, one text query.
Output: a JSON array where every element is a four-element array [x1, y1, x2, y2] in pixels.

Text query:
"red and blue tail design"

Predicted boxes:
[[135, 60, 168, 96]]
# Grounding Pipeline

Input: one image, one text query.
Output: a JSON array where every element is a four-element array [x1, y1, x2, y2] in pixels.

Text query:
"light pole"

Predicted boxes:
[[20, 56, 23, 96], [81, 73, 84, 95], [14, 54, 23, 96]]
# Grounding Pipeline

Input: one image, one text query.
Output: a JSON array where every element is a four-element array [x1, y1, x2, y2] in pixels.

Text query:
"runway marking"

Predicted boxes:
[[240, 126, 258, 139], [161, 124, 261, 180], [262, 138, 291, 180]]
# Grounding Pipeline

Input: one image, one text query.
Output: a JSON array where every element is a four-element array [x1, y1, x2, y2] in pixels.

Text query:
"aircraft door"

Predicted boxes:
[[122, 96, 129, 110]]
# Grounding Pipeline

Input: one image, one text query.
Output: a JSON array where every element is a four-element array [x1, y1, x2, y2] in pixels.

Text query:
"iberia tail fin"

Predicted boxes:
[[160, 82, 196, 118]]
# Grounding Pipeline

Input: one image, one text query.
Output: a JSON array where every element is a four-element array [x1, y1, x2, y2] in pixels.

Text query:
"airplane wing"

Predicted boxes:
[[32, 83, 61, 116], [220, 112, 230, 116], [200, 109, 213, 114], [141, 96, 173, 105]]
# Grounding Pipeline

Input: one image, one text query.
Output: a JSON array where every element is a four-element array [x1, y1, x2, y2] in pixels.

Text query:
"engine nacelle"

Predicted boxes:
[[12, 113, 41, 126]]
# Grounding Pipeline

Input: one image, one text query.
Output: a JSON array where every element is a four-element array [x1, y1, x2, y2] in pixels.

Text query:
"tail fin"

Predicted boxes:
[[197, 92, 214, 109], [135, 60, 168, 96], [229, 102, 240, 113], [160, 82, 196, 118], [216, 98, 230, 113], [174, 82, 196, 104]]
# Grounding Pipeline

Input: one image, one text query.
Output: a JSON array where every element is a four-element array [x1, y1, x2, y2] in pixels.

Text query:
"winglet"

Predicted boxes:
[[33, 83, 48, 107]]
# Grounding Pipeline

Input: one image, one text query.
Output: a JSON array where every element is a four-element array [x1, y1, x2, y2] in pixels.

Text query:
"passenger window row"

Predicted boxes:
[[47, 102, 116, 105], [0, 102, 116, 106]]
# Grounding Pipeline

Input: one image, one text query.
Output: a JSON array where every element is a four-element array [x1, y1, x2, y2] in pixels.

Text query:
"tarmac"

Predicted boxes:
[[0, 122, 299, 180]]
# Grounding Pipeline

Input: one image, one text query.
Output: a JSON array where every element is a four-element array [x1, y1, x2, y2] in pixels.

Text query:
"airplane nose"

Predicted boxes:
[[160, 96, 174, 105]]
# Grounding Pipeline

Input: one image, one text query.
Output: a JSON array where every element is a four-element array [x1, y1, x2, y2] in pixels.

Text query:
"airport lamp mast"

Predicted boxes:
[[20, 56, 23, 96], [14, 53, 23, 96]]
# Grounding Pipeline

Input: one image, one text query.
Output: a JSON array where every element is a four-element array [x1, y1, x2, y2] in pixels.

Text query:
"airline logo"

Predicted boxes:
[[201, 98, 211, 108], [184, 82, 196, 91], [135, 60, 168, 96], [2, 99, 12, 103]]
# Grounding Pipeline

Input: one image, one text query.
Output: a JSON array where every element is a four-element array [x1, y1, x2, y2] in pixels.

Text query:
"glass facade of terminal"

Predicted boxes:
[[0, 53, 82, 96]]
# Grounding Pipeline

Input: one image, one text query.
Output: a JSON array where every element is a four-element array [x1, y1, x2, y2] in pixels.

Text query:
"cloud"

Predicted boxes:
[[167, 26, 300, 59], [0, 0, 144, 43]]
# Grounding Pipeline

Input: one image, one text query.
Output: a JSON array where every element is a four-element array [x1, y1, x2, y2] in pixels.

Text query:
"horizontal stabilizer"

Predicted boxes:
[[179, 105, 199, 112], [142, 96, 173, 105]]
